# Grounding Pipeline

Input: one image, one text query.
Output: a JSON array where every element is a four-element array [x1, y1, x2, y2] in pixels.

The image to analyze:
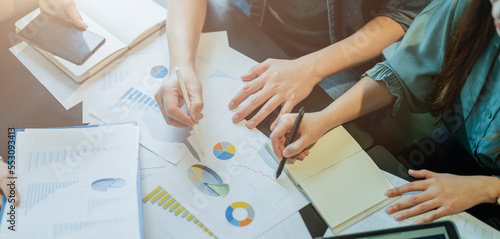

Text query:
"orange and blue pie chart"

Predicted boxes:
[[225, 202, 255, 227], [213, 142, 236, 160]]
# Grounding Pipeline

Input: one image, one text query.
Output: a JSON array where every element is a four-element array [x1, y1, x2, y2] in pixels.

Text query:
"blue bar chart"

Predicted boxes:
[[24, 180, 78, 216], [25, 147, 119, 173], [113, 87, 161, 113]]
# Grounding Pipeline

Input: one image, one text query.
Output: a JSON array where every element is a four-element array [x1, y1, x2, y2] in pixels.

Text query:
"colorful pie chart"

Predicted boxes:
[[187, 165, 229, 197], [213, 142, 236, 160], [225, 202, 255, 227]]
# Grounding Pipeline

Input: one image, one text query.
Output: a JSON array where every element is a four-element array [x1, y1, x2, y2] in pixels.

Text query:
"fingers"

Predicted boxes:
[[386, 180, 429, 197], [413, 207, 447, 224], [64, 0, 87, 29], [155, 86, 194, 128], [282, 134, 309, 158], [240, 60, 271, 81], [270, 115, 296, 159], [231, 88, 272, 125], [392, 199, 439, 221], [229, 76, 266, 111], [387, 191, 434, 214], [0, 160, 21, 206], [409, 169, 438, 179], [245, 95, 282, 129], [270, 102, 294, 131], [187, 85, 204, 124]]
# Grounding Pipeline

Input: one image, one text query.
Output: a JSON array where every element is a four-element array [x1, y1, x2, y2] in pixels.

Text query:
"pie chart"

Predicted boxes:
[[150, 65, 169, 78], [225, 202, 255, 227], [91, 178, 126, 192], [213, 142, 236, 160], [187, 165, 229, 197]]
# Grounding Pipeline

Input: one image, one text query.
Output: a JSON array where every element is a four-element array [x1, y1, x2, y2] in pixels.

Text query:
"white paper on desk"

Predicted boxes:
[[139, 128, 308, 239], [0, 123, 142, 239], [333, 171, 500, 239], [90, 32, 253, 164]]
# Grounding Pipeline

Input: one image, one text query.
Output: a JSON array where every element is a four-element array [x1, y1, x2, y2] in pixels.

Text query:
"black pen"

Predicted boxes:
[[275, 107, 305, 179]]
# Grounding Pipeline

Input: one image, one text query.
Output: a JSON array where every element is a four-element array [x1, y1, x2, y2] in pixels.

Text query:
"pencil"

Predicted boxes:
[[175, 68, 205, 157]]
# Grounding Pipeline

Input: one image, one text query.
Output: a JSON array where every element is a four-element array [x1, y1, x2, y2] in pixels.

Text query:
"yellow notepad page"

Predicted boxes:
[[286, 126, 362, 183], [299, 150, 395, 232]]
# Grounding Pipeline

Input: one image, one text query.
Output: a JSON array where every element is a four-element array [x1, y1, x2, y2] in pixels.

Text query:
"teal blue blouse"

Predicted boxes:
[[364, 0, 500, 171]]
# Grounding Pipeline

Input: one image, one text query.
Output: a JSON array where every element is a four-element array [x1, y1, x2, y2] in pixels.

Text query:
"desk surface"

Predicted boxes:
[[0, 1, 407, 237]]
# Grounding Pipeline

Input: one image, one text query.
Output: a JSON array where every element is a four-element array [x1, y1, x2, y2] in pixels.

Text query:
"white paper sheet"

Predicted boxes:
[[0, 123, 142, 239]]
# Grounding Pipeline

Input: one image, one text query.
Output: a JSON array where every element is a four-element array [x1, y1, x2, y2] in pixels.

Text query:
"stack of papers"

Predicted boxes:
[[0, 123, 142, 239]]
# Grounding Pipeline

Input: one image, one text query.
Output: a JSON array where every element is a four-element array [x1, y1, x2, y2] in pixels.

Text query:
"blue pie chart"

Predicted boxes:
[[150, 65, 169, 78]]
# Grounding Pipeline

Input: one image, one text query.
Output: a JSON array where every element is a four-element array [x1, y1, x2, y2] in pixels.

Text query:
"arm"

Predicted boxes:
[[271, 76, 500, 223], [229, 16, 405, 129], [155, 0, 207, 128], [270, 75, 395, 160]]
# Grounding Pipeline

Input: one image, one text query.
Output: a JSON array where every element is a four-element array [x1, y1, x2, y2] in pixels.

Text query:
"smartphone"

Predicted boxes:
[[17, 12, 105, 65]]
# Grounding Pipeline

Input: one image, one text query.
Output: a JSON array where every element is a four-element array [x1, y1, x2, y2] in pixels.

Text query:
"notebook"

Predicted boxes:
[[15, 0, 166, 82], [0, 123, 143, 239], [283, 126, 399, 233]]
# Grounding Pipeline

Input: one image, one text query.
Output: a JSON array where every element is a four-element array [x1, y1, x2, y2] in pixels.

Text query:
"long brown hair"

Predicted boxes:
[[428, 0, 495, 118], [429, 0, 500, 162]]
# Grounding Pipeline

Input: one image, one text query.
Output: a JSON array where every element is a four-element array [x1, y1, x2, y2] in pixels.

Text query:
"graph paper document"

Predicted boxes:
[[0, 123, 143, 239]]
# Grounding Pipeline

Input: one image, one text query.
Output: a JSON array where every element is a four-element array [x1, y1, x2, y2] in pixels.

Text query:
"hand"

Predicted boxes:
[[386, 169, 498, 224], [270, 112, 330, 163], [0, 157, 20, 207], [155, 68, 204, 128], [39, 0, 88, 29], [229, 57, 320, 129]]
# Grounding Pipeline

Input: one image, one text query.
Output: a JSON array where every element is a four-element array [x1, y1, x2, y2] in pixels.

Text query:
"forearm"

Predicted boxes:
[[305, 16, 405, 82], [319, 76, 396, 130], [482, 176, 500, 204], [166, 0, 207, 70], [0, 0, 38, 23]]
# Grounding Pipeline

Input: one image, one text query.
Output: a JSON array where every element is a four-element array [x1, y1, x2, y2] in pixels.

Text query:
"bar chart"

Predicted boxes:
[[143, 186, 218, 239]]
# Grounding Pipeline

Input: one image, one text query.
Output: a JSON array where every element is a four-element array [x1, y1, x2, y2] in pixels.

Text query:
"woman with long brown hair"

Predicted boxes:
[[271, 0, 500, 226]]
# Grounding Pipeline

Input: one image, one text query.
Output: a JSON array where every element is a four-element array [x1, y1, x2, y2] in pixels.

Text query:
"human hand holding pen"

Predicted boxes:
[[155, 67, 204, 128], [270, 111, 331, 164]]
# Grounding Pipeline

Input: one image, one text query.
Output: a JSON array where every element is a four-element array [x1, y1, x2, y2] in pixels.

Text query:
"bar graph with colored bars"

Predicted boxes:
[[112, 87, 160, 113], [143, 186, 218, 239]]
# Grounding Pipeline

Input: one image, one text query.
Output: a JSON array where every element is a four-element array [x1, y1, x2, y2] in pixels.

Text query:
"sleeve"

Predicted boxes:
[[376, 0, 431, 32], [363, 0, 471, 116]]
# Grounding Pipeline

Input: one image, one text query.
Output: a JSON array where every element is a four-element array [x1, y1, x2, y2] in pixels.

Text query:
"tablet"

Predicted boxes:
[[17, 12, 105, 65], [327, 221, 460, 239]]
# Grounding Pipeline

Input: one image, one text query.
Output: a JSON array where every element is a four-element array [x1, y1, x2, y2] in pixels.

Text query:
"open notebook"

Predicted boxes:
[[283, 126, 399, 233], [15, 0, 166, 82]]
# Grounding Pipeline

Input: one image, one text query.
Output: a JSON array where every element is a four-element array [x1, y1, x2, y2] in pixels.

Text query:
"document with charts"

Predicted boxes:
[[0, 123, 142, 239]]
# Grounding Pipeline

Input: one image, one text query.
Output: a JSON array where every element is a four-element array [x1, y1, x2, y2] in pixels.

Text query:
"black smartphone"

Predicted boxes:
[[17, 12, 105, 65], [326, 221, 460, 239]]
